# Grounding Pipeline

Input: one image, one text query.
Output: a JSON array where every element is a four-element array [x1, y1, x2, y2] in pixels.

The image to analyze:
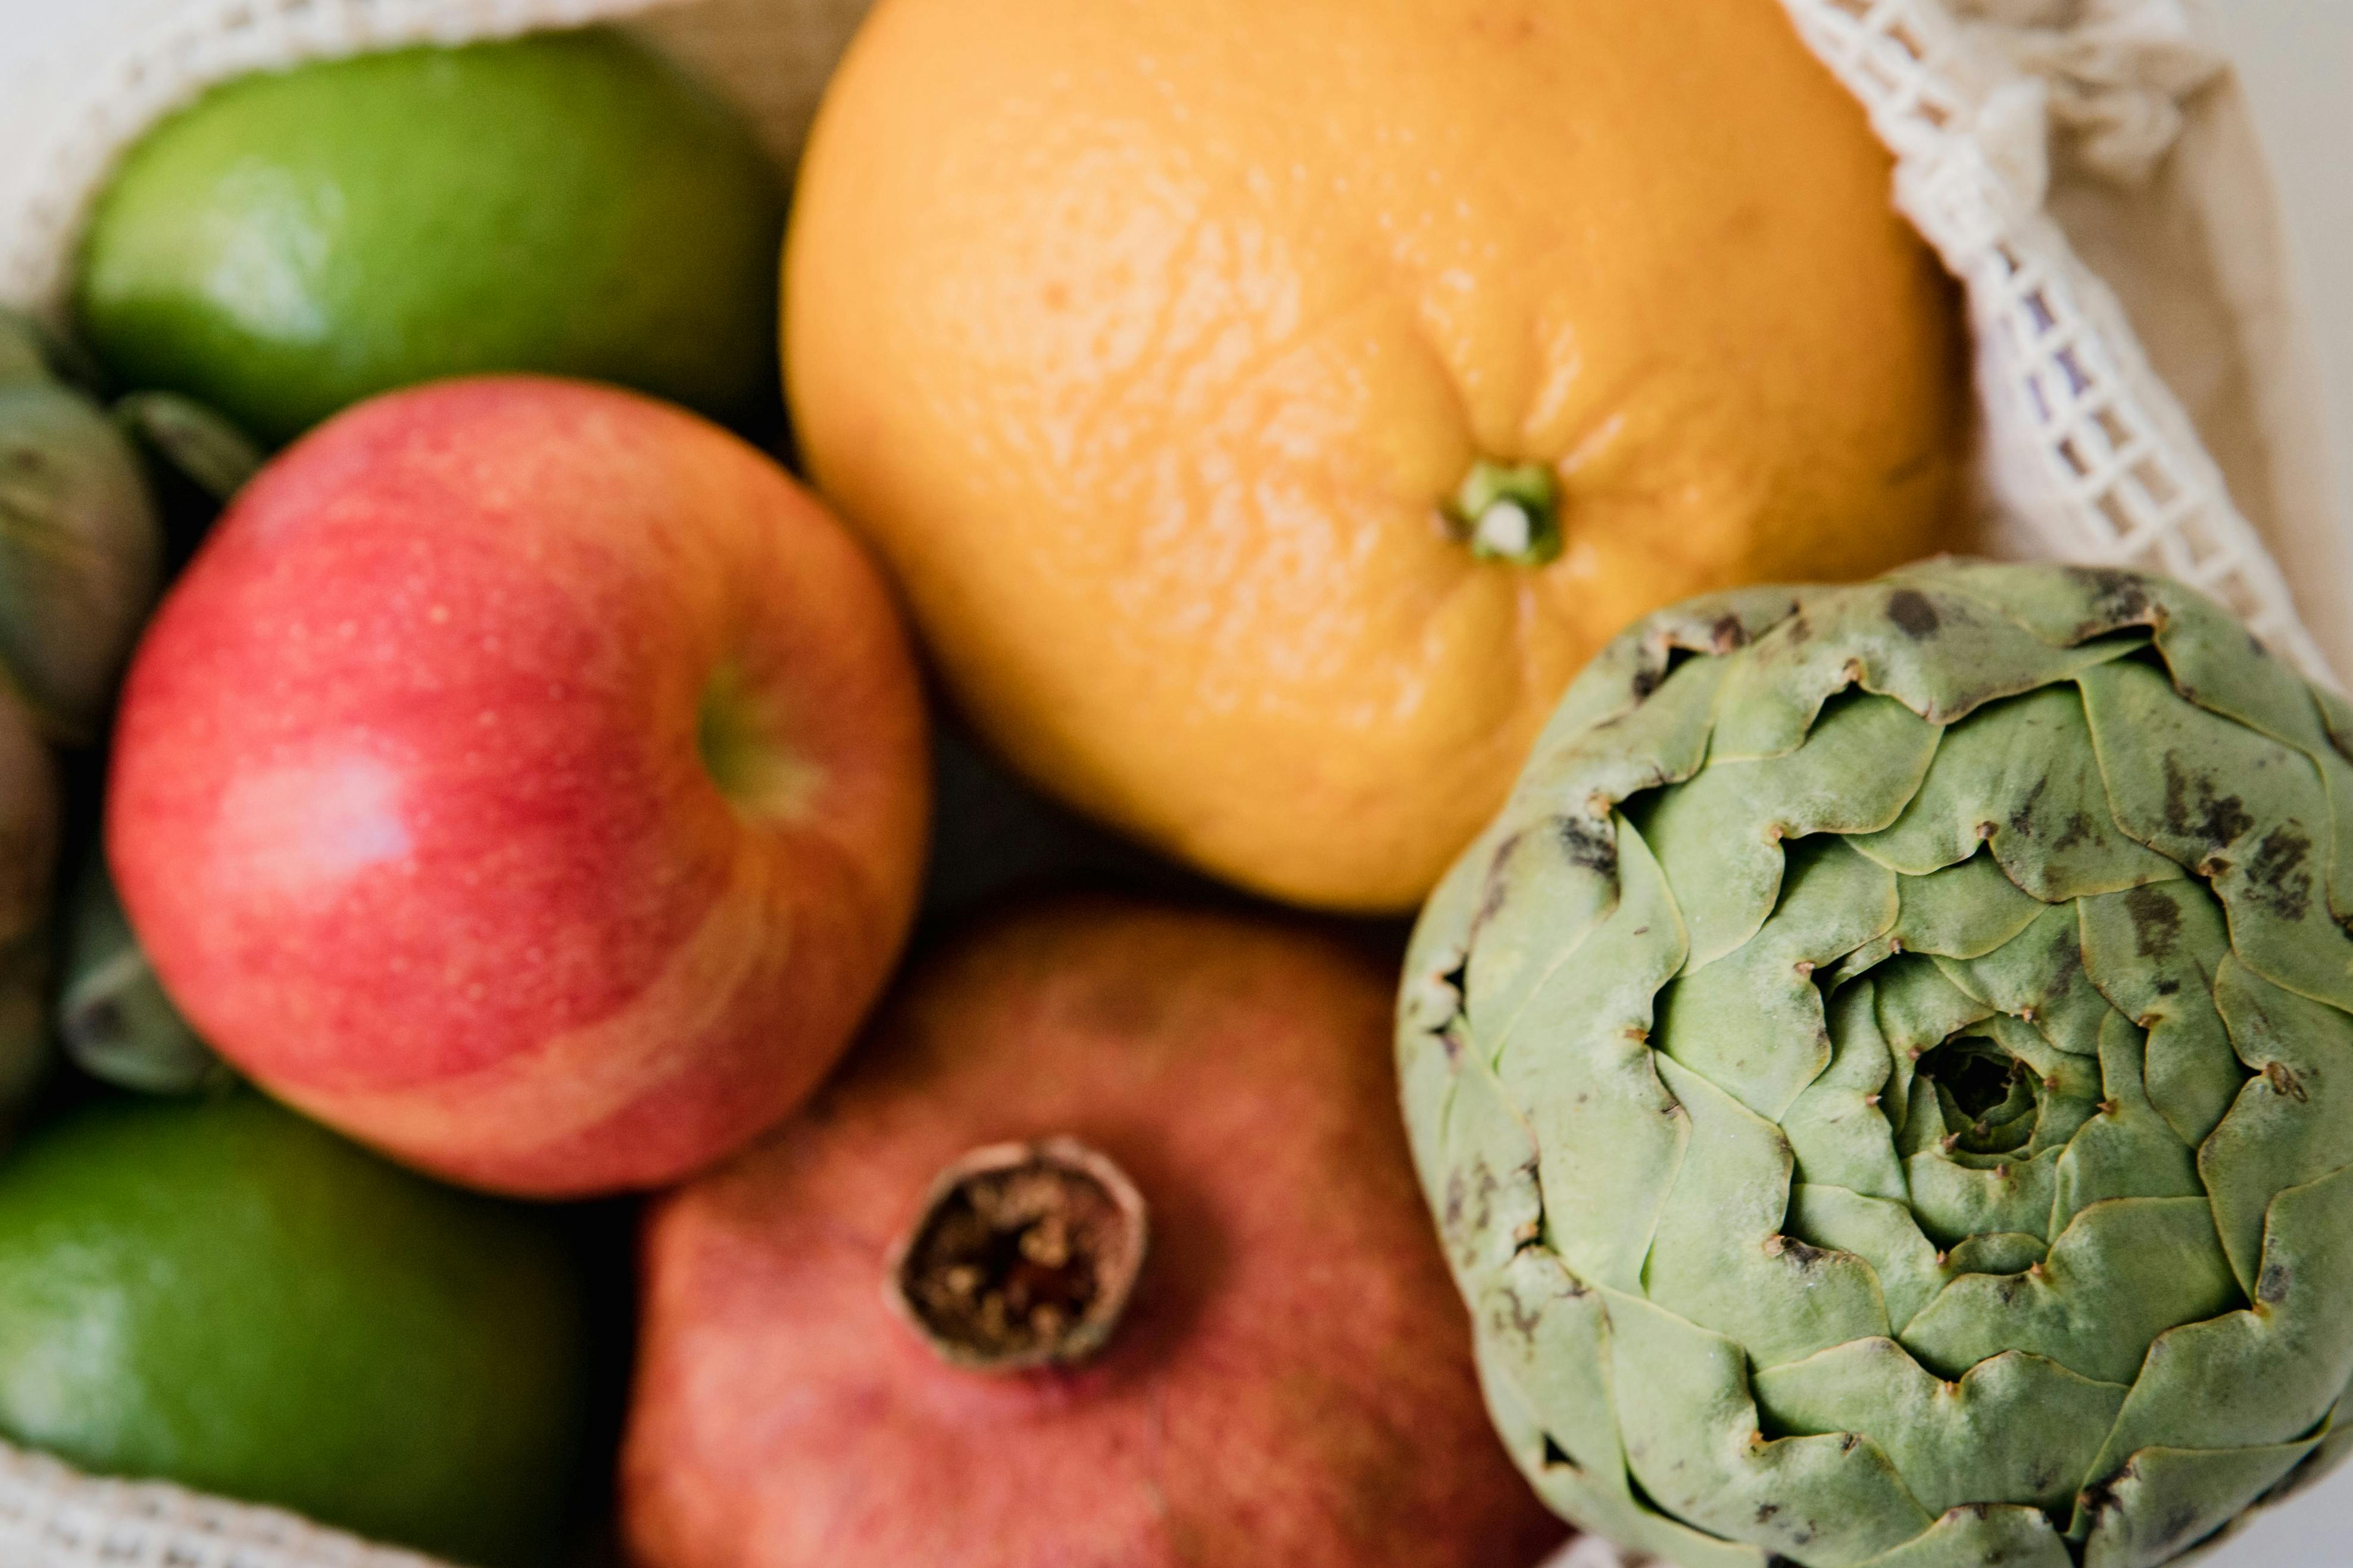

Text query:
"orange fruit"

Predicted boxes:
[[787, 0, 1967, 912]]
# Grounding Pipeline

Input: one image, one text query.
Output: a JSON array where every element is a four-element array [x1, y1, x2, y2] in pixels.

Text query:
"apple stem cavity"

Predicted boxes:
[[1446, 458, 1562, 567], [888, 1138, 1149, 1374], [696, 663, 820, 822]]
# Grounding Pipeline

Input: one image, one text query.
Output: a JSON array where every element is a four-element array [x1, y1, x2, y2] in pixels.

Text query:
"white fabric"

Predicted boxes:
[[1964, 0, 2227, 185], [1782, 0, 2332, 685], [0, 1441, 441, 1567], [0, 1, 2335, 1566]]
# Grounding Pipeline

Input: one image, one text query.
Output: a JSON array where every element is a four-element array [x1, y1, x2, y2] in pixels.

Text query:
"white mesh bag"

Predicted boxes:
[[0, 1, 2343, 1566]]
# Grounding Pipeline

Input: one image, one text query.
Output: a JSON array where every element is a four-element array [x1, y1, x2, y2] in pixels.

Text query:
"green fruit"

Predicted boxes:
[[76, 29, 785, 445], [1400, 561, 2353, 1568], [0, 1089, 587, 1565]]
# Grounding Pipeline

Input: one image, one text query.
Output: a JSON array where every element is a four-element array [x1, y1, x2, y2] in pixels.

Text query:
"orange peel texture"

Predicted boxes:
[[787, 0, 1968, 911]]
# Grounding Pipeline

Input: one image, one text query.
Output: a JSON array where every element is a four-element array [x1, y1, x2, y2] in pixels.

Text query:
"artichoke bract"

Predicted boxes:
[[1399, 561, 2353, 1568], [58, 852, 226, 1097], [0, 371, 166, 741]]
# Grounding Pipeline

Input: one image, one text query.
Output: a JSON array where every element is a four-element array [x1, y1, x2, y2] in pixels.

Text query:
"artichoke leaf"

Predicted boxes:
[[2210, 1395, 2345, 1533], [1477, 1248, 1633, 1503], [1399, 811, 1512, 1215], [2141, 611, 2353, 939], [2202, 960, 2353, 1295], [1518, 1459, 1768, 1568], [2313, 685, 2353, 932], [2295, 1380, 2353, 1500], [1978, 1014, 2102, 1114], [1507, 650, 1727, 838], [1895, 1075, 1949, 1163], [2303, 728, 2353, 937], [1846, 1503, 2076, 1568], [0, 687, 55, 1134], [1656, 836, 1894, 1120], [0, 936, 47, 1143], [1874, 955, 1999, 1057], [1493, 819, 1689, 1294], [1400, 829, 1490, 1046], [1711, 576, 2142, 759], [1853, 684, 2182, 899], [2090, 1161, 2353, 1473], [1605, 1288, 1934, 1565], [1470, 658, 1718, 1050], [2074, 1438, 2321, 1568], [1886, 851, 2048, 963], [1463, 815, 1621, 1052], [0, 382, 166, 741], [1934, 902, 2111, 1057], [1902, 1197, 2240, 1386], [1396, 1013, 1461, 1225], [2082, 660, 2353, 1012], [1786, 1184, 1945, 1333], [1642, 1056, 1890, 1369], [1873, 560, 2161, 649], [1753, 1340, 2127, 1518], [1475, 1333, 1764, 1568], [0, 314, 47, 386], [2049, 1013, 2204, 1238], [1528, 583, 1800, 761], [2077, 883, 2245, 1149], [0, 687, 55, 954], [1781, 980, 1909, 1201], [2319, 686, 2353, 755], [1944, 1233, 2048, 1277], [57, 854, 227, 1095], [113, 391, 264, 504], [1905, 1144, 2062, 1246], [1642, 693, 1937, 967], [1509, 1386, 1772, 1568], [2142, 579, 2343, 760], [1434, 1044, 1544, 1285]]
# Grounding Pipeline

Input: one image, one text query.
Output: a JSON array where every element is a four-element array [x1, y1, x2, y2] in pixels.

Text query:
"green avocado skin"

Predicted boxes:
[[76, 29, 785, 445], [0, 1089, 587, 1567]]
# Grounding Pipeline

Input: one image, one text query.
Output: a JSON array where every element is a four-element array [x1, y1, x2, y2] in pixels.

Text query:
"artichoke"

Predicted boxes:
[[58, 850, 228, 1097], [0, 314, 48, 386], [0, 363, 166, 741], [1400, 561, 2353, 1568], [114, 389, 264, 506], [0, 680, 54, 1132]]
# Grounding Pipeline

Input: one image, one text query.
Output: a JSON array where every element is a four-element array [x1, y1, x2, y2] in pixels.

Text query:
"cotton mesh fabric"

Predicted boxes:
[[0, 2, 2333, 1566]]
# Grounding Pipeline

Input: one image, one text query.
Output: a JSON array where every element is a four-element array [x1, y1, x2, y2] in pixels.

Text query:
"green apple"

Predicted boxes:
[[0, 1089, 588, 1565], [76, 29, 785, 445]]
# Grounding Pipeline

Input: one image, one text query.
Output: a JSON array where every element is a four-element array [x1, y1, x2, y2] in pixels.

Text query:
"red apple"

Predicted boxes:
[[621, 895, 1567, 1568], [107, 376, 929, 1196]]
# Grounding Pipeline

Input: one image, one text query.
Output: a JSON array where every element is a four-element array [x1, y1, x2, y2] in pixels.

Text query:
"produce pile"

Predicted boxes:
[[0, 4, 2341, 1568]]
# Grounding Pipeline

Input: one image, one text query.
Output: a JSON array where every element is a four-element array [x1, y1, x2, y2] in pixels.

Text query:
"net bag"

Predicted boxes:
[[0, 1, 2339, 1564]]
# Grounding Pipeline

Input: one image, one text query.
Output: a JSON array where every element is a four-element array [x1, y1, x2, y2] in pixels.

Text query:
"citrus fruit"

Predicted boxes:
[[787, 0, 1968, 912], [0, 1089, 587, 1565], [77, 30, 784, 445]]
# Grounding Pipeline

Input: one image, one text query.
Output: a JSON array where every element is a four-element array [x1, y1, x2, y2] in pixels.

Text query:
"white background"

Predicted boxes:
[[2217, 1, 2353, 594], [1, 0, 2350, 1562], [2161, 6, 2353, 1557]]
